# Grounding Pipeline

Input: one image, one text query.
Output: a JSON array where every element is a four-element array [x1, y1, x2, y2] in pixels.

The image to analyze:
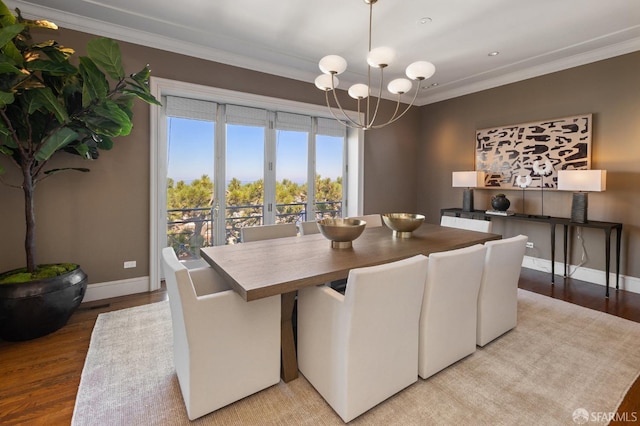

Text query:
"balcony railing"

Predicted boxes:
[[167, 201, 342, 260]]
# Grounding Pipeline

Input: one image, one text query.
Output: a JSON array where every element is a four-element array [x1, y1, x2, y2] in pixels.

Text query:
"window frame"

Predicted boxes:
[[150, 77, 363, 289]]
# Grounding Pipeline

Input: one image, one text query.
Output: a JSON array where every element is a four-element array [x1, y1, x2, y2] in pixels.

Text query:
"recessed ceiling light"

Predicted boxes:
[[422, 82, 439, 89], [418, 17, 432, 25], [488, 51, 500, 57]]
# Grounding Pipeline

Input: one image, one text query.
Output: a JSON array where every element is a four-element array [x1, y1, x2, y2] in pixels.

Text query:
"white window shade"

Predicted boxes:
[[165, 96, 217, 121], [317, 117, 347, 137], [276, 112, 311, 132], [225, 104, 268, 126]]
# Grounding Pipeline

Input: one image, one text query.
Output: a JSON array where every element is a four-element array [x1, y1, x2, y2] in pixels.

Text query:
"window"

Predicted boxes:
[[150, 78, 363, 287]]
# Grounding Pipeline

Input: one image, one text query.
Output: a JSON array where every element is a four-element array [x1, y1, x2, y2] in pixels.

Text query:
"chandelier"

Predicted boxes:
[[314, 0, 435, 130]]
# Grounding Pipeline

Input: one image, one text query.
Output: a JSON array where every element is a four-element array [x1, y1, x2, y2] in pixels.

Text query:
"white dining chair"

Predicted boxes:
[[297, 255, 428, 423], [161, 247, 281, 420], [240, 222, 297, 242], [440, 215, 493, 233], [347, 213, 383, 228], [298, 220, 320, 235], [476, 234, 528, 347], [418, 244, 486, 380]]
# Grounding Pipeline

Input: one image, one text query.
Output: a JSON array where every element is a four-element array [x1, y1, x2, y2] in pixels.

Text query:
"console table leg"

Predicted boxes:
[[563, 224, 568, 277], [616, 226, 622, 290], [550, 223, 556, 284], [605, 230, 611, 298]]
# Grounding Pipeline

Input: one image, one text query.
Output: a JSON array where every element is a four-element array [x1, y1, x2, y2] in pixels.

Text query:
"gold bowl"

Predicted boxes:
[[317, 218, 367, 249], [382, 213, 425, 238]]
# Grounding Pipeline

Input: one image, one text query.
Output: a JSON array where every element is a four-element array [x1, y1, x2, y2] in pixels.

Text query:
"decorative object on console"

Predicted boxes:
[[516, 174, 533, 214], [452, 171, 485, 212], [490, 194, 511, 211], [533, 159, 554, 217], [475, 114, 592, 189], [314, 0, 436, 130], [557, 170, 607, 223]]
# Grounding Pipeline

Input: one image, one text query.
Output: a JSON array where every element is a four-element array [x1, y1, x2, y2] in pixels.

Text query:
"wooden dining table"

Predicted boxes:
[[200, 222, 500, 382]]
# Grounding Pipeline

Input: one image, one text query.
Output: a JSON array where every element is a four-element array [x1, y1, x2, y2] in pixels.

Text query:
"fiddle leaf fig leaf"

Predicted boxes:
[[27, 58, 76, 76], [82, 100, 132, 137], [0, 1, 16, 27], [25, 87, 69, 123], [97, 135, 113, 150], [0, 59, 23, 75], [35, 127, 78, 162], [0, 90, 14, 107], [86, 37, 124, 80], [22, 18, 58, 31], [44, 167, 90, 176], [78, 56, 108, 106], [0, 24, 24, 65], [0, 24, 24, 50]]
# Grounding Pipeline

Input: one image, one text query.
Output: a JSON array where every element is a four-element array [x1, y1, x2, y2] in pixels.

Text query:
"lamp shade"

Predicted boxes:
[[452, 171, 485, 188], [557, 170, 607, 192]]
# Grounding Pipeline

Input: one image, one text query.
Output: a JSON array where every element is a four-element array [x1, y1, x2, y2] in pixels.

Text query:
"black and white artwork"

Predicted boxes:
[[475, 114, 592, 189]]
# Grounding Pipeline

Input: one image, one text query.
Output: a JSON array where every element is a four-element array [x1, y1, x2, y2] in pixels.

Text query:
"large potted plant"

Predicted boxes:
[[0, 2, 160, 340]]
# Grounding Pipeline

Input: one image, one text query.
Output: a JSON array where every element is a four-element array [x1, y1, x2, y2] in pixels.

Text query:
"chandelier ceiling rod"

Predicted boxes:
[[314, 0, 436, 130]]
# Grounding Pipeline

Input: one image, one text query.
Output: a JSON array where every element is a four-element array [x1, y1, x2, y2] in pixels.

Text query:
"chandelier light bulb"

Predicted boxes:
[[387, 78, 412, 95], [366, 46, 396, 68], [406, 61, 436, 80], [315, 74, 339, 91], [348, 83, 369, 99], [319, 55, 347, 75]]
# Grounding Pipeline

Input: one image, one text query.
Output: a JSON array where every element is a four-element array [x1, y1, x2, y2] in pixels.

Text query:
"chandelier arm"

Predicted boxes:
[[324, 91, 352, 128], [370, 79, 424, 129], [326, 82, 365, 128]]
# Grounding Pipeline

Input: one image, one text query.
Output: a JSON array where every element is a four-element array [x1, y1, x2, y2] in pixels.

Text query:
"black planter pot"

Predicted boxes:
[[0, 266, 87, 341]]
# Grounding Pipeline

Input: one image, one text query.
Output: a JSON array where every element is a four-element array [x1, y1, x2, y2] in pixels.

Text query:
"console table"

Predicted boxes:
[[440, 208, 622, 297]]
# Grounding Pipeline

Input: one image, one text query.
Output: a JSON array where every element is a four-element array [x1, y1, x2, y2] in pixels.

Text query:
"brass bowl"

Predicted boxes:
[[317, 218, 367, 249], [382, 213, 425, 238]]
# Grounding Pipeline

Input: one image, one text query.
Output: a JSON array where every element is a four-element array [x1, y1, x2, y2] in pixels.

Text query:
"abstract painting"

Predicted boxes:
[[475, 114, 592, 189]]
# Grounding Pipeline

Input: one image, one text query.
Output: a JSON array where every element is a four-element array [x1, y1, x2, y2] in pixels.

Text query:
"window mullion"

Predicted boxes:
[[264, 112, 277, 224]]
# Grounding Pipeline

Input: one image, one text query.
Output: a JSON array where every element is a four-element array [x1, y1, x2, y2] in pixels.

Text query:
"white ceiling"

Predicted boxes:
[[7, 0, 640, 105]]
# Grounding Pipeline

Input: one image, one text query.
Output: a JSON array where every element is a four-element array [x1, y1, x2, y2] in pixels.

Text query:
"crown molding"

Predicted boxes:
[[8, 1, 640, 107], [419, 36, 640, 106]]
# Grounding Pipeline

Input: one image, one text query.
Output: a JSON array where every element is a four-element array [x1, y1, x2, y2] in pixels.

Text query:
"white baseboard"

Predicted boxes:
[[522, 255, 640, 295], [82, 276, 150, 303]]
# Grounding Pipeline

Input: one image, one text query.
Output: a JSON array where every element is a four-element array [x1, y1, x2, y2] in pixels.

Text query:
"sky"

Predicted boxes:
[[167, 117, 343, 184]]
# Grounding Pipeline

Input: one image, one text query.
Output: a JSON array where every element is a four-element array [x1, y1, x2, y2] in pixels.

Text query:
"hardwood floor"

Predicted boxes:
[[1, 268, 638, 425]]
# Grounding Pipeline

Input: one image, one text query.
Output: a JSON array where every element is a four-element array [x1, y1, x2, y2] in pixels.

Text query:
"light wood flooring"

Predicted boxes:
[[1, 268, 638, 425]]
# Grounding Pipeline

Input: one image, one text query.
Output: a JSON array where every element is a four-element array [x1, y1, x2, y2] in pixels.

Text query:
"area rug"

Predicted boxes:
[[72, 290, 640, 425]]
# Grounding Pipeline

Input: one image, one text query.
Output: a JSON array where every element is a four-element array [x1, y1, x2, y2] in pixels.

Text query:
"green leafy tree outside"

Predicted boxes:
[[167, 174, 342, 253]]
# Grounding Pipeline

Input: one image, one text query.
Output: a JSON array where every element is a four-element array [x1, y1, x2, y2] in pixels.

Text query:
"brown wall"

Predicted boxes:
[[1, 26, 636, 287], [0, 28, 419, 285], [417, 51, 640, 280]]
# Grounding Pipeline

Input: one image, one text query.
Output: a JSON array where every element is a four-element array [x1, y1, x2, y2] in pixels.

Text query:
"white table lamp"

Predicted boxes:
[[557, 170, 607, 223], [452, 171, 485, 212]]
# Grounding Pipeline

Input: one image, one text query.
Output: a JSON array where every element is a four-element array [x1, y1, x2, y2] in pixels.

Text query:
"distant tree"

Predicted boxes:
[[316, 175, 342, 216], [166, 174, 343, 247], [276, 178, 305, 223]]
